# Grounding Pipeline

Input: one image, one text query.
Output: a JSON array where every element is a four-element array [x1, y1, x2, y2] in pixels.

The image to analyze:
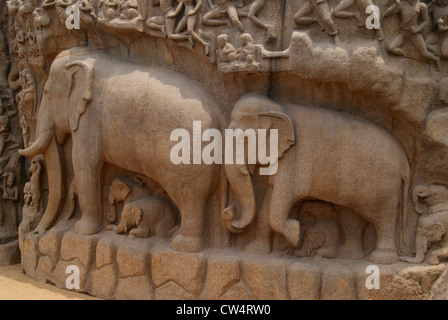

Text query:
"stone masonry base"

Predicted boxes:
[[20, 221, 447, 300]]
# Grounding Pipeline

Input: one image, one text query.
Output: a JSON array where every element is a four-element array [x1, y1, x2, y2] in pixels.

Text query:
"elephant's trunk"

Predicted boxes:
[[107, 199, 117, 223], [19, 101, 55, 157], [222, 163, 256, 233], [413, 185, 428, 215], [32, 134, 66, 234]]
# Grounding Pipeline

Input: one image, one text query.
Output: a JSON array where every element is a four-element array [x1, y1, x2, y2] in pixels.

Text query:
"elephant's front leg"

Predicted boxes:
[[72, 140, 104, 235], [245, 186, 273, 254], [269, 186, 301, 247]]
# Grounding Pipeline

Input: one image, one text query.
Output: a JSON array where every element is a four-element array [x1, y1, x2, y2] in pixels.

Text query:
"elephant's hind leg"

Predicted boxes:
[[367, 206, 399, 265], [170, 189, 207, 253]]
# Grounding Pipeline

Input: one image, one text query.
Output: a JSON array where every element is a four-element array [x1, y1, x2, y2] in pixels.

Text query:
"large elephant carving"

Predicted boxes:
[[19, 47, 226, 253], [222, 93, 411, 264]]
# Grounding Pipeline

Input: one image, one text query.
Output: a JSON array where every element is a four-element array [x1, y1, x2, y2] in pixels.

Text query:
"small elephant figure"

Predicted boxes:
[[400, 184, 448, 265], [106, 196, 178, 239], [295, 201, 341, 260]]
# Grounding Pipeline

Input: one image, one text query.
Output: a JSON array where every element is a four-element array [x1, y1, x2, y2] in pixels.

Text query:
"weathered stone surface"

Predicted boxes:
[[116, 239, 150, 278], [86, 265, 118, 299], [39, 232, 60, 263], [242, 257, 288, 300], [96, 235, 118, 269], [320, 263, 356, 300], [155, 281, 194, 300], [114, 275, 154, 300], [0, 240, 20, 266], [52, 258, 90, 291], [288, 260, 322, 300], [22, 235, 40, 277], [60, 232, 100, 268], [35, 256, 56, 283], [152, 250, 206, 296], [200, 254, 240, 299]]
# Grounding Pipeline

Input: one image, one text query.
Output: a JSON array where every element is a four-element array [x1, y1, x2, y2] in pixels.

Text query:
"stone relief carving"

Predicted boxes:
[[400, 184, 448, 265], [1, 0, 448, 300]]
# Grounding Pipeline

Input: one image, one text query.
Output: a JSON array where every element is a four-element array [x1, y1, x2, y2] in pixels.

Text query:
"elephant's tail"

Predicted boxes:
[[400, 164, 411, 251]]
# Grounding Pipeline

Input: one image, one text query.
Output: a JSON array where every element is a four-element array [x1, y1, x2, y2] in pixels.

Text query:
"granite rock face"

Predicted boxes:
[[1, 0, 448, 300]]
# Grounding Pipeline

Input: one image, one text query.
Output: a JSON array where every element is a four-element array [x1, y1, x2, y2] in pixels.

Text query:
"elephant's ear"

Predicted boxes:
[[258, 111, 295, 158], [131, 206, 143, 225], [432, 222, 446, 242], [65, 59, 94, 132]]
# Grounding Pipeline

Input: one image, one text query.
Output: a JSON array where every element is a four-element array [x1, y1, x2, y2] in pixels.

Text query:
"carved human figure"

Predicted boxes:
[[0, 173, 19, 229], [247, 0, 273, 34], [29, 158, 42, 213], [216, 34, 238, 63], [294, 0, 341, 45], [120, 0, 142, 20], [17, 68, 37, 119], [106, 196, 178, 239], [237, 33, 259, 67], [0, 104, 18, 156], [77, 0, 105, 49], [99, 0, 120, 21], [168, 0, 210, 55], [400, 184, 448, 265], [333, 0, 385, 41], [202, 0, 245, 33], [428, 0, 448, 58], [294, 201, 341, 260], [20, 115, 30, 148], [383, 0, 441, 70], [146, 0, 190, 41]]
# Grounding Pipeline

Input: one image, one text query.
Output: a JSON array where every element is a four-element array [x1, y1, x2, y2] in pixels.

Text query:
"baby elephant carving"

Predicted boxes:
[[400, 184, 448, 265], [106, 196, 178, 239], [294, 201, 341, 261]]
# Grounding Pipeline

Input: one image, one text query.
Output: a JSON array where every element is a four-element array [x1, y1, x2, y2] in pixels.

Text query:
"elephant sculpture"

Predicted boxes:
[[107, 176, 163, 223], [222, 93, 410, 264], [19, 47, 226, 253], [294, 201, 341, 261], [400, 184, 448, 265], [106, 196, 178, 239]]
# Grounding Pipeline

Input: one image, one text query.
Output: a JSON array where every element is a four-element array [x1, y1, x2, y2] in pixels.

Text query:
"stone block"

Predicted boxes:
[[287, 260, 322, 300], [22, 234, 39, 277], [155, 281, 194, 300], [200, 254, 240, 299], [0, 240, 20, 266], [242, 257, 288, 300], [320, 264, 356, 300], [52, 258, 90, 291], [35, 256, 56, 282], [60, 232, 100, 267], [114, 275, 154, 300], [116, 239, 150, 278], [152, 250, 206, 296], [39, 232, 60, 263], [96, 235, 117, 269], [86, 265, 118, 299]]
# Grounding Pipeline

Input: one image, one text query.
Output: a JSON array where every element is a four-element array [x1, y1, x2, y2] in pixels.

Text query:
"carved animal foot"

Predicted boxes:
[[399, 255, 425, 264], [368, 248, 399, 265], [245, 239, 271, 254], [170, 233, 204, 253], [106, 224, 117, 232], [74, 218, 102, 235]]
